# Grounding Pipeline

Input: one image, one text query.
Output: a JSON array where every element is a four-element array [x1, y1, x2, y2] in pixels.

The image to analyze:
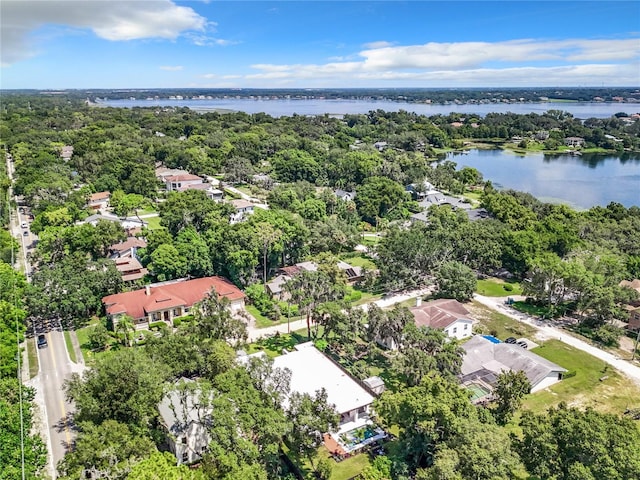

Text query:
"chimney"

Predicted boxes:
[[145, 285, 151, 296], [415, 297, 422, 307]]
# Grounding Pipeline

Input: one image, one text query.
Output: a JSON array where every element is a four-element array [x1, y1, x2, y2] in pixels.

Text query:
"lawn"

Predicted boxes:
[[246, 332, 307, 358], [339, 252, 377, 270], [27, 338, 39, 378], [466, 300, 537, 341], [76, 320, 120, 365], [360, 235, 381, 247], [476, 278, 522, 297], [144, 215, 162, 230], [134, 207, 158, 216], [63, 330, 77, 363], [286, 445, 372, 480], [523, 339, 640, 415]]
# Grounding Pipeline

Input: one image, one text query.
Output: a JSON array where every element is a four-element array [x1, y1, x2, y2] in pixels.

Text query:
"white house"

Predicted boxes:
[[272, 343, 386, 454], [410, 298, 474, 340], [461, 335, 567, 393], [87, 191, 110, 212], [80, 212, 147, 231], [165, 174, 204, 192], [229, 199, 255, 223], [158, 379, 212, 465]]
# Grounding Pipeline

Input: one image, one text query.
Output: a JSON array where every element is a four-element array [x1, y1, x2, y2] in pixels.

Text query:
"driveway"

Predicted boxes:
[[474, 294, 640, 387]]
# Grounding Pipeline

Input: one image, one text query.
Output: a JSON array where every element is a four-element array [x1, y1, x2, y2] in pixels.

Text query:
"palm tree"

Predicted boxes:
[[115, 315, 135, 347]]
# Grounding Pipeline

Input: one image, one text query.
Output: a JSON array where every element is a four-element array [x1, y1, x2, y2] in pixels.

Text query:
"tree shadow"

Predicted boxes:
[[54, 411, 79, 435]]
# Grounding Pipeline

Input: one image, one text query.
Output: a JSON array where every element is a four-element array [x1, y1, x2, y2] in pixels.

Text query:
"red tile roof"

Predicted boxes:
[[89, 191, 111, 202], [165, 174, 202, 182], [110, 237, 147, 254], [410, 299, 473, 330], [102, 276, 245, 320]]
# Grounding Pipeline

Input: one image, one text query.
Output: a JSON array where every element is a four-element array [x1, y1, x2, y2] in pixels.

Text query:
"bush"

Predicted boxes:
[[563, 370, 577, 379], [149, 321, 168, 331], [344, 289, 363, 303], [172, 318, 181, 327], [278, 302, 299, 317], [503, 283, 514, 292], [592, 325, 622, 347]]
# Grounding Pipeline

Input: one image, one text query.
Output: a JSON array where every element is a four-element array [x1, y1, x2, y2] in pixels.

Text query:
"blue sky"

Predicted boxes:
[[1, 1, 639, 89]]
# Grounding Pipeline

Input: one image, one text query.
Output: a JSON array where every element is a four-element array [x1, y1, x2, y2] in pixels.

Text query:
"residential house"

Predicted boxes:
[[465, 208, 490, 221], [271, 343, 386, 455], [335, 189, 356, 202], [176, 182, 224, 201], [102, 276, 245, 329], [108, 236, 147, 260], [266, 261, 318, 300], [461, 335, 567, 393], [229, 199, 255, 224], [373, 141, 388, 151], [80, 212, 147, 231], [405, 181, 435, 200], [60, 145, 74, 160], [619, 279, 640, 330], [564, 136, 585, 147], [155, 167, 191, 182], [113, 257, 147, 283], [411, 298, 474, 340], [158, 379, 212, 465], [87, 191, 111, 212], [363, 376, 385, 395], [337, 261, 364, 284], [165, 174, 204, 192]]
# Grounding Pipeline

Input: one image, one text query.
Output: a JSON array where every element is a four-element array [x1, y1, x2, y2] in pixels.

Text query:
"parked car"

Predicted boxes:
[[505, 337, 517, 344], [21, 221, 28, 228], [23, 230, 29, 236], [37, 334, 48, 349], [517, 341, 528, 349]]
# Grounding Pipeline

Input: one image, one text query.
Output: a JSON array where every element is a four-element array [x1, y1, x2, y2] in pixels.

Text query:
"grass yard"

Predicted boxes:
[[134, 207, 157, 215], [246, 332, 307, 358], [466, 300, 537, 341], [63, 330, 77, 363], [476, 278, 522, 297], [76, 320, 120, 365], [286, 445, 372, 480], [27, 338, 39, 378], [523, 340, 640, 415], [339, 252, 377, 270], [144, 215, 162, 230], [360, 235, 381, 247]]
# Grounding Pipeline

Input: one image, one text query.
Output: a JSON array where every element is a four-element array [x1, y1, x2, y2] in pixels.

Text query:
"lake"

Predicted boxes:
[[447, 150, 640, 209], [100, 98, 640, 119]]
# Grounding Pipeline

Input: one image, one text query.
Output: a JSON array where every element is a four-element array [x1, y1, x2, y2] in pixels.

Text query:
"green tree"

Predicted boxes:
[[128, 451, 205, 480], [436, 261, 476, 301], [57, 420, 156, 480], [190, 289, 247, 346], [88, 323, 110, 351], [149, 243, 187, 281], [492, 370, 531, 424], [355, 176, 409, 224], [64, 349, 169, 430], [285, 389, 340, 470], [516, 404, 640, 480], [271, 149, 320, 183]]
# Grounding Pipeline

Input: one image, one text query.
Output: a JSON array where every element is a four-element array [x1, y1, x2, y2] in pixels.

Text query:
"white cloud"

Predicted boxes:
[[1, 0, 207, 65], [160, 65, 183, 71], [362, 41, 393, 49], [239, 37, 639, 87]]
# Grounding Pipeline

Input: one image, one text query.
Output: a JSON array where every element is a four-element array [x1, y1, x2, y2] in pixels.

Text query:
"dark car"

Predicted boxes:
[[517, 341, 528, 349], [505, 337, 517, 344], [37, 334, 48, 349], [23, 230, 29, 236]]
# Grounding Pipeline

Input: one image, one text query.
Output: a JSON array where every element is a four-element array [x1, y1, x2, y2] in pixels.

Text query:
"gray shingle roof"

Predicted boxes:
[[461, 336, 566, 389]]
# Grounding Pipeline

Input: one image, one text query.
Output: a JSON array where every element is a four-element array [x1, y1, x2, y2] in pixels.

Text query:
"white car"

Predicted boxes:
[[21, 221, 28, 228]]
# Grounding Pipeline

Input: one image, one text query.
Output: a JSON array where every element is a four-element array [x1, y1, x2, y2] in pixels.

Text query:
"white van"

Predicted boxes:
[[21, 221, 28, 228]]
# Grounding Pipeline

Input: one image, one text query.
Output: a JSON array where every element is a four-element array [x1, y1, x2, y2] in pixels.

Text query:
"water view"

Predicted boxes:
[[448, 149, 640, 209], [100, 98, 640, 119]]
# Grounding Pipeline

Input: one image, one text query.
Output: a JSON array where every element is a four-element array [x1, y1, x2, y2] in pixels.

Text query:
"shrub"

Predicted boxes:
[[592, 325, 622, 347], [563, 370, 577, 379], [503, 283, 514, 292], [149, 321, 167, 331], [172, 318, 181, 327]]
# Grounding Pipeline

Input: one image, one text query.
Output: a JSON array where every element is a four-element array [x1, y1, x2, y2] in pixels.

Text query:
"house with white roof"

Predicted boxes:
[[271, 342, 386, 454], [165, 173, 204, 192]]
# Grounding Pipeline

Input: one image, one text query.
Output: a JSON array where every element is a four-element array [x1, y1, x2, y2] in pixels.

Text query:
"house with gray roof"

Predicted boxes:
[[158, 379, 212, 465], [461, 335, 567, 393]]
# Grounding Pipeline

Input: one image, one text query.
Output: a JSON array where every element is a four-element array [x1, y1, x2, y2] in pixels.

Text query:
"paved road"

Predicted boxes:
[[34, 330, 84, 475], [247, 286, 432, 342], [474, 294, 640, 387]]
